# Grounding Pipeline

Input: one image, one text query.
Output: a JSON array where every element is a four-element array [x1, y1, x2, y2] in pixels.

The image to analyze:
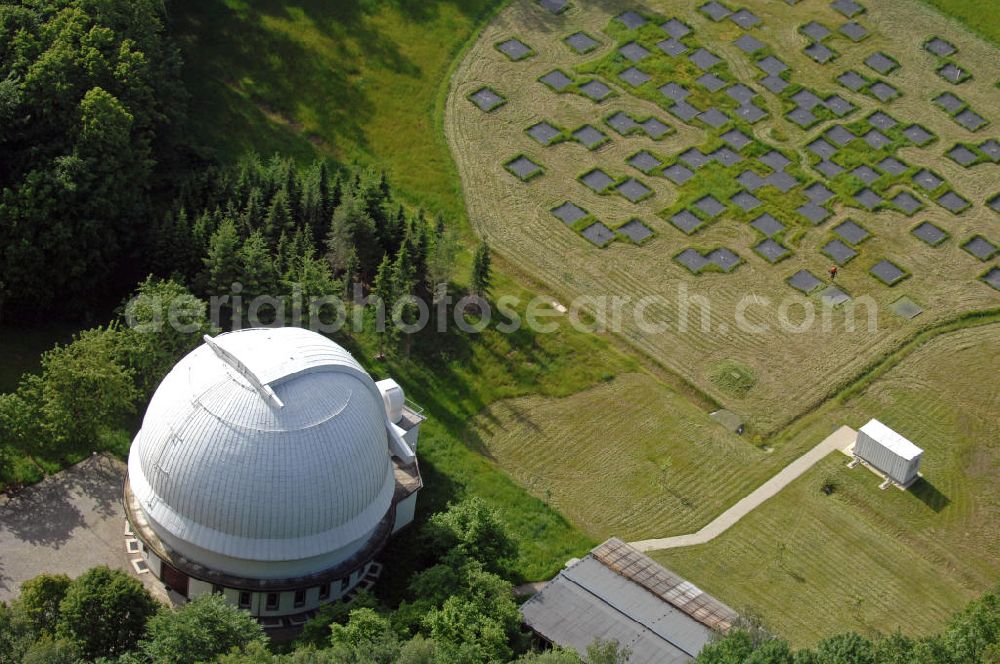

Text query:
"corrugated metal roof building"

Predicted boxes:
[[854, 419, 923, 487], [521, 539, 737, 663]]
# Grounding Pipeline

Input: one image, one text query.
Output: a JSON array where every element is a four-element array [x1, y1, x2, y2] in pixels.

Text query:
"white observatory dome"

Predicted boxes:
[[127, 327, 397, 578]]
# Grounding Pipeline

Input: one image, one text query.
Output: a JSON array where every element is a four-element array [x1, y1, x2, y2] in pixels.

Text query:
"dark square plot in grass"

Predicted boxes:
[[948, 145, 978, 166], [962, 235, 999, 261], [528, 122, 562, 145], [890, 190, 919, 213], [982, 268, 1000, 291], [834, 219, 870, 244], [619, 219, 653, 243], [582, 222, 616, 247], [726, 83, 755, 104], [758, 56, 788, 75], [823, 239, 858, 265], [470, 87, 504, 111], [955, 109, 987, 131], [738, 170, 766, 192], [616, 11, 648, 29], [540, 70, 573, 92], [903, 124, 935, 145], [925, 37, 956, 57], [579, 80, 612, 101], [912, 221, 948, 246], [722, 128, 752, 150], [607, 111, 638, 134], [641, 118, 672, 139], [868, 110, 897, 130], [620, 41, 652, 62], [937, 190, 970, 213], [789, 269, 822, 293], [565, 32, 600, 54], [676, 248, 709, 272], [735, 34, 765, 53], [671, 99, 702, 121], [629, 151, 662, 172], [869, 81, 898, 102], [732, 190, 762, 211], [934, 92, 964, 113], [506, 156, 542, 180], [989, 194, 1000, 213], [980, 140, 1000, 162], [788, 107, 818, 128], [793, 89, 823, 110], [539, 0, 568, 13], [660, 82, 690, 101], [864, 52, 897, 75], [680, 148, 709, 169], [751, 213, 785, 237], [730, 9, 761, 29], [573, 125, 607, 149], [870, 259, 906, 285], [839, 21, 869, 42], [662, 18, 692, 38], [698, 73, 727, 92], [767, 171, 798, 193], [736, 103, 767, 123], [820, 285, 851, 306], [808, 138, 837, 159], [657, 38, 688, 57], [802, 21, 831, 41], [617, 178, 652, 202], [805, 182, 835, 204], [695, 194, 726, 218], [671, 211, 704, 234], [826, 125, 855, 146], [552, 202, 588, 224], [863, 129, 890, 149], [580, 168, 615, 192], [619, 66, 652, 87], [760, 75, 789, 94], [707, 248, 741, 272], [852, 165, 879, 184], [891, 296, 923, 320], [838, 70, 867, 91], [913, 169, 944, 191], [710, 147, 742, 166], [816, 160, 845, 177], [798, 201, 831, 225], [699, 108, 730, 128], [663, 164, 694, 185], [690, 48, 723, 70], [938, 63, 968, 83], [759, 150, 791, 171], [854, 188, 882, 210], [498, 38, 533, 61], [825, 95, 855, 117], [700, 1, 733, 21], [754, 238, 790, 262], [805, 43, 836, 64], [878, 157, 907, 175], [832, 0, 865, 17]]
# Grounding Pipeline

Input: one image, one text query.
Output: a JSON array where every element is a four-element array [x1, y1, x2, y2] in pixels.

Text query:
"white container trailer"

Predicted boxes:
[[854, 419, 923, 486]]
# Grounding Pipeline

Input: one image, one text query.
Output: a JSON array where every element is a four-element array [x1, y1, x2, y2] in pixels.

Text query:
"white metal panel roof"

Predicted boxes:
[[859, 419, 923, 460], [128, 327, 396, 562]]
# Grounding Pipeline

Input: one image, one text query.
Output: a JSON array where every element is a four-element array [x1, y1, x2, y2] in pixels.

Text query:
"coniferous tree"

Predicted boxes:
[[470, 242, 492, 298]]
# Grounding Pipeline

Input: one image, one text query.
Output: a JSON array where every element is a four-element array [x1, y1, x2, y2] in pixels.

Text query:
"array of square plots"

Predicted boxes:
[[675, 247, 741, 273]]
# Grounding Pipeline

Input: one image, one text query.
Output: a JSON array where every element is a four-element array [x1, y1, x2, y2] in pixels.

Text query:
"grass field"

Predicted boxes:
[[446, 0, 1000, 435]]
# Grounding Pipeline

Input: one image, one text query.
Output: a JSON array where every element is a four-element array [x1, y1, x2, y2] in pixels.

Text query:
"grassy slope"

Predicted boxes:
[[651, 323, 1000, 647], [919, 0, 1000, 47]]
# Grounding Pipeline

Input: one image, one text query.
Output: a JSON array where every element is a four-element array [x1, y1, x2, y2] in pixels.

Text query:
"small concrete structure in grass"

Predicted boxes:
[[962, 235, 999, 261], [890, 296, 923, 320], [469, 87, 505, 111], [751, 213, 784, 237], [925, 37, 956, 57], [580, 168, 615, 192], [578, 80, 612, 101], [572, 124, 607, 149], [506, 155, 543, 180], [912, 221, 948, 246], [564, 32, 600, 54], [847, 419, 924, 490], [710, 409, 746, 435], [833, 219, 870, 245], [903, 124, 935, 145], [551, 201, 589, 225], [581, 222, 616, 247], [618, 219, 654, 243], [754, 238, 790, 263], [540, 70, 573, 92], [788, 269, 823, 293], [869, 259, 907, 286], [839, 21, 869, 42], [937, 190, 970, 214], [823, 239, 858, 265], [497, 38, 533, 61], [527, 121, 562, 145]]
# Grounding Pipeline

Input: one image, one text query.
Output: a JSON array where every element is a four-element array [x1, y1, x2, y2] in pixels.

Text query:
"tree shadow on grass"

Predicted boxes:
[[908, 476, 950, 513]]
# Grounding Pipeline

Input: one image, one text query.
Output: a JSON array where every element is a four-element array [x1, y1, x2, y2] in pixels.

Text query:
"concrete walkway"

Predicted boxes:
[[630, 426, 857, 552]]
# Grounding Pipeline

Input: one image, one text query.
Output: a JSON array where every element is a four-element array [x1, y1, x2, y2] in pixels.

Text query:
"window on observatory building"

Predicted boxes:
[[212, 584, 224, 595], [294, 589, 305, 608], [239, 592, 251, 609], [318, 583, 330, 600], [266, 593, 279, 611]]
